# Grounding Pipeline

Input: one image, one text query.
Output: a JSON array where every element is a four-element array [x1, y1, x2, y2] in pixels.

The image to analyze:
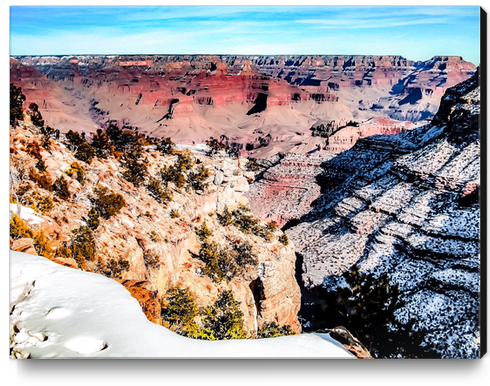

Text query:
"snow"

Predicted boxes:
[[9, 203, 43, 226], [10, 251, 354, 359], [121, 218, 134, 229], [64, 337, 107, 354], [175, 143, 210, 155]]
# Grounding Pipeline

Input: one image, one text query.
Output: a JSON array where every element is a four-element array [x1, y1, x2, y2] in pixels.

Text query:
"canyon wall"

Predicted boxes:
[[9, 123, 301, 336], [10, 55, 475, 158], [247, 70, 481, 358]]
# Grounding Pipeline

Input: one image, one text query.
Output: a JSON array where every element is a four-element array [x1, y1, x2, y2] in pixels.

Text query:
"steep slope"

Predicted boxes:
[[10, 55, 475, 157], [9, 119, 301, 337], [245, 153, 336, 228], [245, 118, 424, 228], [284, 70, 481, 358]]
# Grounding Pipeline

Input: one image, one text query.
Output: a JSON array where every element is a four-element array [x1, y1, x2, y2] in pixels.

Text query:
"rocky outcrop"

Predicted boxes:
[[321, 117, 417, 153], [9, 123, 301, 336], [284, 71, 481, 358], [11, 238, 37, 255], [245, 118, 421, 227], [10, 55, 475, 158], [246, 153, 337, 228], [117, 280, 162, 325], [325, 326, 373, 359]]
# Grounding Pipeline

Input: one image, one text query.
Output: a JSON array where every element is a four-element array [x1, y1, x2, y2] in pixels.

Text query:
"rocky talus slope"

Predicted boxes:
[[9, 122, 301, 336], [284, 71, 481, 358]]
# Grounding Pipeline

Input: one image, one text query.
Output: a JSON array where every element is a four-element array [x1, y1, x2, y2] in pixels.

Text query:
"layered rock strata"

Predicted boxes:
[[285, 71, 481, 358], [10, 55, 475, 158], [246, 153, 337, 228], [245, 118, 422, 227]]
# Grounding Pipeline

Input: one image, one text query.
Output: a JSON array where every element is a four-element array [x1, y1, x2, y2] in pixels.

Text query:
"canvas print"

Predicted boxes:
[[9, 6, 484, 359]]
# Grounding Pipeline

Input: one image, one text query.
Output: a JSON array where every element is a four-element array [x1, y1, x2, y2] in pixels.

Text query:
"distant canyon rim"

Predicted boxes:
[[10, 54, 475, 158]]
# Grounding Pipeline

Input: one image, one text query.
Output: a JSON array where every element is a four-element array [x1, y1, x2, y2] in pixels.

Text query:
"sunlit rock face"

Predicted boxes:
[[9, 122, 301, 337], [284, 70, 480, 358], [245, 153, 336, 228], [10, 55, 475, 158]]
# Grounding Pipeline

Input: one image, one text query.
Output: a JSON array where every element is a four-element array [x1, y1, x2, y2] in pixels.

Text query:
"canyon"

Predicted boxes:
[[9, 120, 301, 338], [10, 251, 353, 358], [9, 54, 481, 359], [10, 55, 475, 158], [248, 70, 481, 358]]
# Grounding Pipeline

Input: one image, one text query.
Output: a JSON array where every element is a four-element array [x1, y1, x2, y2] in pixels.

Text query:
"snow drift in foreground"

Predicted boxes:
[[10, 251, 353, 359]]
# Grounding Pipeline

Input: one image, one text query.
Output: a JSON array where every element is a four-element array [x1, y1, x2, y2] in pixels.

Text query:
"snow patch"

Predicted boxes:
[[64, 337, 108, 354], [45, 307, 72, 319], [10, 204, 43, 226], [10, 252, 353, 358]]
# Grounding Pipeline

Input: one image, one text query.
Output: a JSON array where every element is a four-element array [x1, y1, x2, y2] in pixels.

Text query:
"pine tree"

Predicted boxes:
[[257, 322, 295, 338], [161, 286, 199, 336], [52, 175, 71, 200], [278, 233, 289, 246], [71, 226, 96, 269], [206, 137, 228, 156], [176, 149, 195, 171], [87, 207, 100, 230], [198, 291, 246, 340], [91, 128, 110, 158], [33, 230, 54, 259], [92, 185, 126, 219], [122, 155, 148, 187], [196, 221, 213, 242], [146, 177, 173, 204], [10, 214, 33, 240], [10, 83, 25, 125], [160, 165, 186, 190], [218, 205, 235, 227], [187, 164, 210, 191], [157, 137, 175, 155], [35, 159, 47, 172], [66, 162, 85, 184], [28, 103, 44, 127]]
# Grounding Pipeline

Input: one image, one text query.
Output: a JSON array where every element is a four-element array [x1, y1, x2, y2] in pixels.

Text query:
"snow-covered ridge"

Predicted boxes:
[[10, 251, 353, 358]]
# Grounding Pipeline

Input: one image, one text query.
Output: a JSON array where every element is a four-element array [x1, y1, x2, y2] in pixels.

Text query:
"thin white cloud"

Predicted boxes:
[[380, 6, 479, 17], [296, 16, 451, 29], [118, 6, 300, 22], [11, 27, 233, 56], [389, 32, 411, 40]]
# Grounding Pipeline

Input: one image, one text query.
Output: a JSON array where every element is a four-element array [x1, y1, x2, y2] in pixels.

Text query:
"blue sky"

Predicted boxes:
[[9, 6, 481, 65]]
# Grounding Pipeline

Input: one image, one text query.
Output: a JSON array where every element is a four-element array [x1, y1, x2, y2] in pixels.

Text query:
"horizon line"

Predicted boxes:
[[10, 53, 470, 61]]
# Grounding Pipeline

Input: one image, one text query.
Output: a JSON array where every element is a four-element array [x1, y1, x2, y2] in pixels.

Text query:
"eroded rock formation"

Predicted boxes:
[[281, 70, 480, 358], [10, 55, 475, 158], [246, 153, 336, 228], [9, 122, 301, 336]]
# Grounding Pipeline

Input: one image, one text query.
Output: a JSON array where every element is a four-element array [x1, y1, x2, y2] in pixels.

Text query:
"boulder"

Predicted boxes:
[[117, 280, 162, 325], [213, 171, 224, 185], [11, 238, 37, 256], [231, 177, 249, 193]]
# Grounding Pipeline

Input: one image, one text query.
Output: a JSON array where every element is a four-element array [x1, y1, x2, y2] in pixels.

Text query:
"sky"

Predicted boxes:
[[9, 5, 481, 67]]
